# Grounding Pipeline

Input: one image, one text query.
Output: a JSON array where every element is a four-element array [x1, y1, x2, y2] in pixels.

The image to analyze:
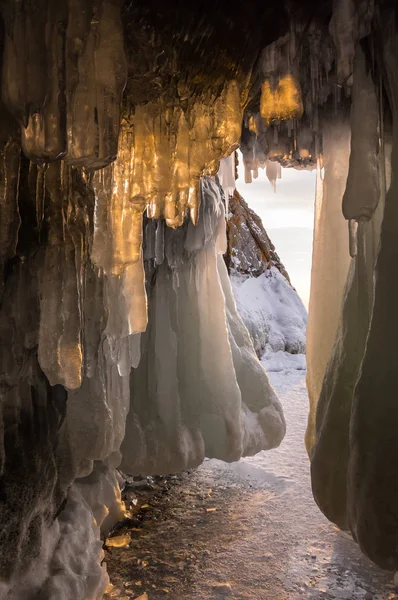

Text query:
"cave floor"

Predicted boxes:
[[105, 369, 397, 600]]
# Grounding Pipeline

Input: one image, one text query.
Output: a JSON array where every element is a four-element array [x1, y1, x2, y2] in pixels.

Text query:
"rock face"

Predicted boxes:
[[226, 188, 290, 281], [224, 185, 307, 360]]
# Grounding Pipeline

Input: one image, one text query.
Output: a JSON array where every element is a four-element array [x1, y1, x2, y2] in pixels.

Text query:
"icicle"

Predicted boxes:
[[188, 182, 201, 226], [117, 334, 141, 376], [0, 138, 21, 292], [217, 153, 236, 210], [306, 119, 351, 452], [1, 1, 67, 162], [155, 219, 165, 266], [329, 0, 358, 86], [143, 219, 156, 261], [244, 164, 252, 184], [260, 76, 304, 125], [348, 219, 358, 257], [342, 43, 379, 221], [91, 126, 146, 275], [105, 255, 147, 339], [172, 109, 190, 228], [37, 164, 82, 389], [65, 0, 127, 169], [212, 79, 242, 159], [265, 160, 282, 192], [248, 115, 258, 134]]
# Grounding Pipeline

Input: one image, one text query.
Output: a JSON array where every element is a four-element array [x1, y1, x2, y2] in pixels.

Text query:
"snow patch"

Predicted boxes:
[[231, 267, 307, 359]]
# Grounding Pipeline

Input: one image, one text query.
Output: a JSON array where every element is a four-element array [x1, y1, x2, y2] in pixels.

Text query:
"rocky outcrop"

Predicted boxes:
[[224, 185, 307, 360], [226, 188, 290, 281]]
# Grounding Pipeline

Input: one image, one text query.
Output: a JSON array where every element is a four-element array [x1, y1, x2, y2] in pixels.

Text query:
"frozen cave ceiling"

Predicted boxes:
[[1, 0, 398, 598]]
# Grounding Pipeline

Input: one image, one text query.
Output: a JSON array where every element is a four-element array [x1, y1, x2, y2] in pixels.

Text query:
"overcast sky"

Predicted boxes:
[[236, 153, 316, 308]]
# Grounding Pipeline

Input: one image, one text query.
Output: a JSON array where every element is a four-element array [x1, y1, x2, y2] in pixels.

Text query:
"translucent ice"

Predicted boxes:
[[306, 120, 351, 451]]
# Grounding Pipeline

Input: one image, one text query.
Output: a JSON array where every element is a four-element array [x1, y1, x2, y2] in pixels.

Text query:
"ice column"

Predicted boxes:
[[120, 177, 285, 475], [305, 119, 351, 452], [342, 43, 379, 222]]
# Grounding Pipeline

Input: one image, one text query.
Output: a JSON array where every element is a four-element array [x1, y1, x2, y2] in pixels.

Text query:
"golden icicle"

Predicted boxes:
[[92, 124, 146, 276], [169, 108, 190, 228], [248, 115, 258, 135], [260, 75, 303, 125]]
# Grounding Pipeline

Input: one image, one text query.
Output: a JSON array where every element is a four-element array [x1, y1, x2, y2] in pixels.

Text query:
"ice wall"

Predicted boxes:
[[307, 2, 398, 572]]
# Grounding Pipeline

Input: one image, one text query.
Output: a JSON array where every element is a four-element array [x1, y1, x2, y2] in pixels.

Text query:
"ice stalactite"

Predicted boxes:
[[120, 177, 286, 475], [342, 42, 380, 223], [260, 75, 303, 126], [329, 0, 358, 86], [240, 31, 311, 182], [1, 0, 67, 162], [91, 125, 148, 338], [37, 163, 83, 390], [329, 0, 374, 88], [0, 134, 20, 299], [66, 0, 127, 169], [305, 118, 351, 452], [265, 159, 282, 191], [5, 0, 398, 591], [217, 153, 236, 208], [1, 0, 127, 168]]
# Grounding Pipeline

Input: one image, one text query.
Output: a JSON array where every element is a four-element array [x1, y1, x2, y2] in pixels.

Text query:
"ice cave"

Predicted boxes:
[[0, 0, 398, 598]]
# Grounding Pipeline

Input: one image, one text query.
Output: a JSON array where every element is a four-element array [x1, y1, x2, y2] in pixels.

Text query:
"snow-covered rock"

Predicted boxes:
[[232, 268, 307, 359], [226, 187, 290, 280], [224, 184, 307, 364]]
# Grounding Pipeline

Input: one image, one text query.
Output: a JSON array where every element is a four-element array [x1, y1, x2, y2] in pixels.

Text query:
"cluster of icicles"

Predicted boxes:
[[34, 86, 243, 389], [1, 0, 246, 390], [240, 0, 374, 185]]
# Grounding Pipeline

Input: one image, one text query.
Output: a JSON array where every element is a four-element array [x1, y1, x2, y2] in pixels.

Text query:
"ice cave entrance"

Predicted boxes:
[[236, 152, 316, 309]]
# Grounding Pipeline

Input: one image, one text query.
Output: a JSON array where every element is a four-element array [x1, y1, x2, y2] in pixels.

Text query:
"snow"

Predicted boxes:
[[231, 267, 307, 358], [262, 349, 307, 372]]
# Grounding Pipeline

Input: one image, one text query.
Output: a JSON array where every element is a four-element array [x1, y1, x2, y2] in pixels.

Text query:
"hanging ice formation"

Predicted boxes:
[[0, 1, 285, 597], [2, 0, 398, 597]]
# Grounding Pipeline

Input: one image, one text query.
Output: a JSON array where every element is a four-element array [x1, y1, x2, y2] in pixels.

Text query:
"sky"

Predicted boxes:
[[236, 153, 316, 309]]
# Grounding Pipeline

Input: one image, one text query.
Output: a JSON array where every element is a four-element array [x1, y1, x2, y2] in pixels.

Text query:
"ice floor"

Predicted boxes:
[[105, 368, 397, 599]]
